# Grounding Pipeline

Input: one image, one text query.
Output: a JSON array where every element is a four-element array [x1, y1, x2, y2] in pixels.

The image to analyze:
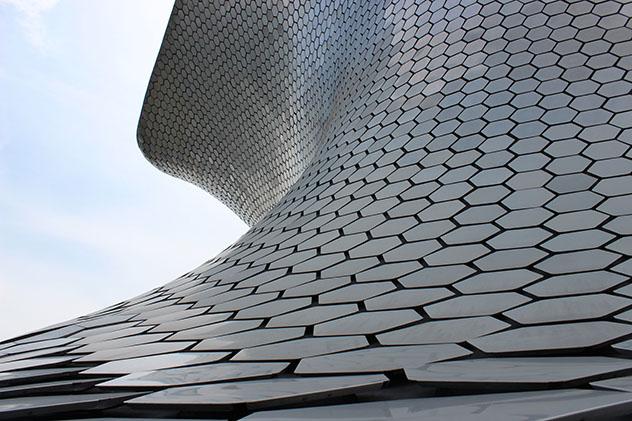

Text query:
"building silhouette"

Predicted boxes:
[[2, 0, 632, 419]]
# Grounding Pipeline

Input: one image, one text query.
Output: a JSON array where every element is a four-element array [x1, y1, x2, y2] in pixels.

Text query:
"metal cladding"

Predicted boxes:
[[3, 0, 632, 419]]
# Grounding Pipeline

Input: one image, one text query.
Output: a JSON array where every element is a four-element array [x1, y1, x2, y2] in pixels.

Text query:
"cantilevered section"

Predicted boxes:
[[137, 0, 394, 225]]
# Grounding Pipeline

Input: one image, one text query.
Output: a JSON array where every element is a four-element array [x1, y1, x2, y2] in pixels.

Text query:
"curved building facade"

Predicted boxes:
[[2, 0, 632, 419]]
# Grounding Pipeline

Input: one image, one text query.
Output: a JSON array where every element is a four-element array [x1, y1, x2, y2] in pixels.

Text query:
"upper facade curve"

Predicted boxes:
[[138, 0, 401, 225]]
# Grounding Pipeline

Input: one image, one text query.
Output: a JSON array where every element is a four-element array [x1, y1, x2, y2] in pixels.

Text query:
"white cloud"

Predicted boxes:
[[0, 254, 101, 341], [0, 182, 247, 340], [0, 0, 59, 49], [0, 0, 252, 341]]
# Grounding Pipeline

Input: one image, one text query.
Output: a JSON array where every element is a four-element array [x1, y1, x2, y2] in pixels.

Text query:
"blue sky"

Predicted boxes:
[[0, 0, 247, 340]]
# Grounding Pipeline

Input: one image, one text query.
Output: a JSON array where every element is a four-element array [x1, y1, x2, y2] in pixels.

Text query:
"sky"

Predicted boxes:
[[0, 0, 248, 340]]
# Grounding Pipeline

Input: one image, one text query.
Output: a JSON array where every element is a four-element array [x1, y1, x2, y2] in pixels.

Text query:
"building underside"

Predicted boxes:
[[2, 0, 632, 419]]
